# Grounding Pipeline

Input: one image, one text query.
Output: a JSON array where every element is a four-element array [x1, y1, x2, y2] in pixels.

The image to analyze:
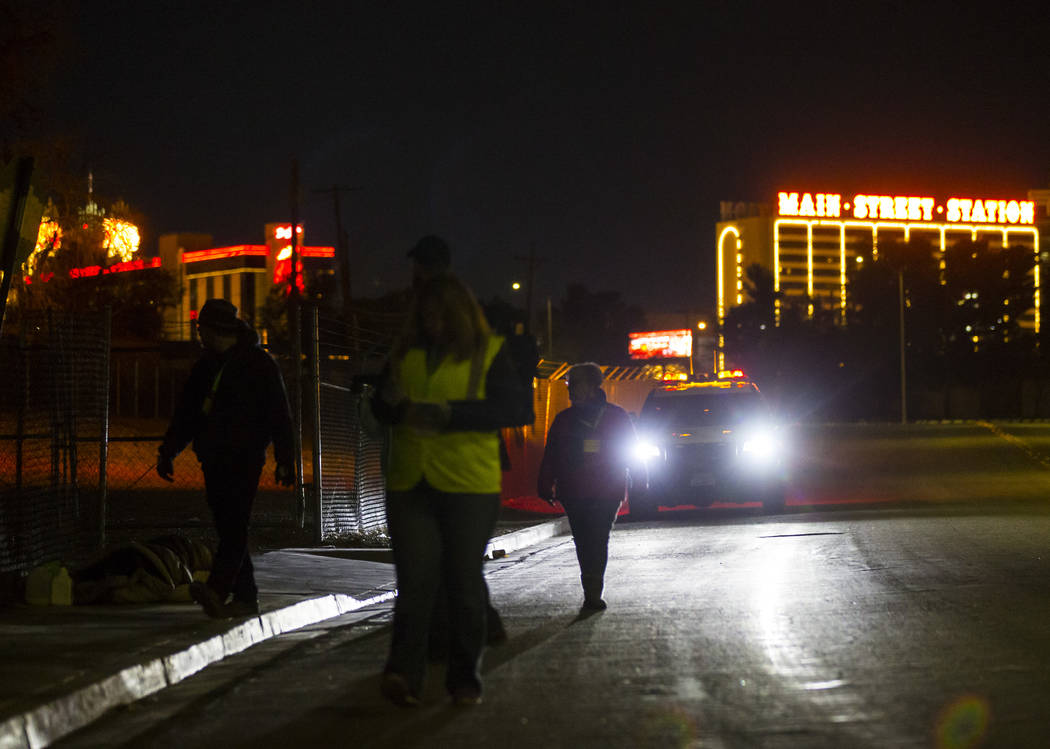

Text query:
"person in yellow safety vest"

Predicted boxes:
[[370, 273, 530, 708]]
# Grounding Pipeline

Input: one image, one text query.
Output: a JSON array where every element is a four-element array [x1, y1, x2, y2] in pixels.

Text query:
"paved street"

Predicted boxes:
[[57, 423, 1050, 748]]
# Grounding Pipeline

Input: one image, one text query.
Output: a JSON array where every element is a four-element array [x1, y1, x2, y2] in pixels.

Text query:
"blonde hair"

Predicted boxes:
[[393, 274, 491, 363]]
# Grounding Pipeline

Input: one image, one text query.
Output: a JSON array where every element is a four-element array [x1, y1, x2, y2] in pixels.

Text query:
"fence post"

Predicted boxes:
[[309, 306, 323, 544], [98, 307, 111, 550], [133, 358, 140, 419], [114, 358, 121, 419]]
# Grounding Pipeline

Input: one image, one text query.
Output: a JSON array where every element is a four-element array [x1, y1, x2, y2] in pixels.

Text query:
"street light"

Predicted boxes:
[[511, 281, 521, 291]]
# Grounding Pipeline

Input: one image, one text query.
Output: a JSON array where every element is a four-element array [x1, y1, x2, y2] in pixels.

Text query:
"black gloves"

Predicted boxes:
[[156, 452, 175, 483], [275, 463, 294, 487]]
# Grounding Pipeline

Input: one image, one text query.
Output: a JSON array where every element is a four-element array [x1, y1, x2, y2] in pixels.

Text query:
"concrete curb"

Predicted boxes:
[[0, 590, 395, 749], [282, 517, 571, 562], [0, 517, 570, 749], [484, 516, 570, 559]]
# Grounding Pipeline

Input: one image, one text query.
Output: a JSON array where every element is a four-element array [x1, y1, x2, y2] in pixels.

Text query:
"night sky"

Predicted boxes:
[[37, 1, 1050, 317]]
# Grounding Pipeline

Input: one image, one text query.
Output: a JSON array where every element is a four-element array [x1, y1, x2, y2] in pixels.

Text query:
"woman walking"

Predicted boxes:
[[371, 272, 527, 707]]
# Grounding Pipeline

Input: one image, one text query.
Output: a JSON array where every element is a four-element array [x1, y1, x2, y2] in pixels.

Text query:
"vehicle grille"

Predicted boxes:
[[667, 442, 732, 473]]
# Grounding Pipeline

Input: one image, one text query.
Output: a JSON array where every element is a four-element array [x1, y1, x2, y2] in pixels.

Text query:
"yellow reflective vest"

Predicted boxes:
[[386, 335, 505, 494]]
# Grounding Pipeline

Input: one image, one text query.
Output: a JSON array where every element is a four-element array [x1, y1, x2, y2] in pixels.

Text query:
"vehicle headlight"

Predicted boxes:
[[740, 430, 781, 463], [634, 440, 661, 462]]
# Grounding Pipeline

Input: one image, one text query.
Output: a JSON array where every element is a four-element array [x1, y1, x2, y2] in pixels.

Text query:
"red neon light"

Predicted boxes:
[[299, 246, 335, 258], [273, 258, 307, 292], [273, 225, 304, 240], [182, 245, 269, 263], [24, 258, 162, 284], [272, 247, 335, 289]]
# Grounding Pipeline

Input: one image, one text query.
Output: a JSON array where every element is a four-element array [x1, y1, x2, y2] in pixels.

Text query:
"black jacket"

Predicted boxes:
[[160, 323, 294, 466]]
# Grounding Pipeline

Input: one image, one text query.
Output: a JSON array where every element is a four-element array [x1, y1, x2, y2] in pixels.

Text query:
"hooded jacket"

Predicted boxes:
[[537, 389, 640, 503], [160, 321, 294, 467]]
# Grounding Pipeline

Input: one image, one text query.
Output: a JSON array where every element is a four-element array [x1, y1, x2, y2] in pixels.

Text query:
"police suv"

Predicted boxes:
[[630, 371, 787, 517]]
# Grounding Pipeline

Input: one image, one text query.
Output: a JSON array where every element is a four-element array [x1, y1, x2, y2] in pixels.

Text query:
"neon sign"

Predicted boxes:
[[182, 245, 269, 263], [273, 225, 304, 240], [24, 257, 162, 284], [272, 246, 334, 290], [628, 329, 693, 360], [778, 191, 1035, 225]]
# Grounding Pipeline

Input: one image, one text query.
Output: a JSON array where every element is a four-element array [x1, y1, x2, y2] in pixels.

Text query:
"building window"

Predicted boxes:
[[189, 276, 198, 316], [242, 274, 256, 324]]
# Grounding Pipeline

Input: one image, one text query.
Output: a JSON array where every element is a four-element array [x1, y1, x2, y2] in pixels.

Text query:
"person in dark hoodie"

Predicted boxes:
[[537, 362, 642, 611], [156, 298, 295, 618]]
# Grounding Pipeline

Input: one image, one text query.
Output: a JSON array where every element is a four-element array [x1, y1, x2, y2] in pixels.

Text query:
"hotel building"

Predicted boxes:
[[159, 223, 335, 339], [715, 189, 1050, 366]]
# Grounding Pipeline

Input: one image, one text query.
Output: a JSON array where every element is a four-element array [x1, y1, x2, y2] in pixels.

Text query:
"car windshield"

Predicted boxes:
[[641, 391, 766, 428]]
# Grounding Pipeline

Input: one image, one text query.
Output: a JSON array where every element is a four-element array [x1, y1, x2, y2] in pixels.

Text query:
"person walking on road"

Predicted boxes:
[[370, 272, 528, 707], [156, 299, 295, 619], [537, 362, 641, 611], [402, 234, 510, 654]]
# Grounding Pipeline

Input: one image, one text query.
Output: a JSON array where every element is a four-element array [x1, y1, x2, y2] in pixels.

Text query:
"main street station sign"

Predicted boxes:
[[777, 191, 1035, 226]]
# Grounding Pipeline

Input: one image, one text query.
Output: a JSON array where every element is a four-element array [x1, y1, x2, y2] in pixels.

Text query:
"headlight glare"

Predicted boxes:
[[740, 430, 780, 462], [634, 441, 661, 461]]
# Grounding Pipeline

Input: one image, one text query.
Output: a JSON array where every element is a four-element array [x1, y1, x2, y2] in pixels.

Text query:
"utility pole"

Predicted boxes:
[[313, 184, 361, 322], [515, 242, 542, 335], [288, 160, 305, 527], [546, 296, 553, 357], [898, 268, 907, 425]]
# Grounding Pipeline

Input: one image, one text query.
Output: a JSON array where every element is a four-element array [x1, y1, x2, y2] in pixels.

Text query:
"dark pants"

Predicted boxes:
[[201, 455, 264, 604], [562, 497, 622, 580], [385, 482, 500, 697]]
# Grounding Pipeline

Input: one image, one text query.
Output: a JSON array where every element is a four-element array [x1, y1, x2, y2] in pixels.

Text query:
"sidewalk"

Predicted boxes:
[[0, 517, 569, 749]]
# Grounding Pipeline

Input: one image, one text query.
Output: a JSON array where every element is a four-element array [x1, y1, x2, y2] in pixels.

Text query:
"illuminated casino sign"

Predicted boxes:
[[715, 187, 1044, 370], [777, 191, 1035, 225], [628, 329, 693, 360]]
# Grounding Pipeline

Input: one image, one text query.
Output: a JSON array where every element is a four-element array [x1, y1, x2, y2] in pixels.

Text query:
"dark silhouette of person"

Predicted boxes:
[[371, 273, 528, 707], [537, 362, 641, 610], [408, 233, 451, 290], [156, 299, 294, 618]]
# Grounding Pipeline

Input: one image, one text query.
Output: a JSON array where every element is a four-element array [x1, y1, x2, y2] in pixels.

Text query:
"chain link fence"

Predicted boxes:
[[313, 311, 392, 539], [0, 311, 110, 580], [0, 299, 407, 587]]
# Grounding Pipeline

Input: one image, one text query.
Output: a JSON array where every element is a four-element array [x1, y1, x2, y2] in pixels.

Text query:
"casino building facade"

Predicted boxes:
[[715, 188, 1050, 367], [159, 223, 335, 339]]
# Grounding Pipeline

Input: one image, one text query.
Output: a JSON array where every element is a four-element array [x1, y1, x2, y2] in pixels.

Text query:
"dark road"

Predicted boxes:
[[59, 423, 1050, 748]]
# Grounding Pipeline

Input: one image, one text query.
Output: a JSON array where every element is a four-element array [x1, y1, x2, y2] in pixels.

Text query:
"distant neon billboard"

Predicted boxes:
[[628, 329, 693, 360]]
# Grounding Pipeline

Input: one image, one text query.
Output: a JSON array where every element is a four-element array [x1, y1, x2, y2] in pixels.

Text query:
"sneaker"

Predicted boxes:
[[189, 582, 228, 619], [224, 598, 260, 617], [450, 686, 483, 706], [381, 672, 421, 707]]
